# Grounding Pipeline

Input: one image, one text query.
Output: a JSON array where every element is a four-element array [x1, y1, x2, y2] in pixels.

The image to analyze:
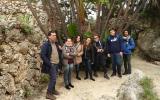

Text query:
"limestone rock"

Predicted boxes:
[[117, 70, 145, 100], [0, 73, 16, 94], [5, 29, 25, 43], [138, 29, 160, 61]]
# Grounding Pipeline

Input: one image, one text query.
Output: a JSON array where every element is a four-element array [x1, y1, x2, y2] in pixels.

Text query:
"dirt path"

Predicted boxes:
[[33, 56, 160, 100]]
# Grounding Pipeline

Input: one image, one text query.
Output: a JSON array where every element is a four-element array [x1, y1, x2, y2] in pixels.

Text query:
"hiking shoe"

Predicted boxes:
[[111, 73, 116, 77], [46, 93, 56, 100], [84, 77, 88, 80], [93, 73, 98, 77], [118, 74, 122, 78], [90, 78, 95, 81], [123, 72, 128, 75], [65, 85, 70, 90], [53, 90, 60, 95], [104, 74, 110, 80], [76, 76, 81, 80], [69, 83, 74, 88]]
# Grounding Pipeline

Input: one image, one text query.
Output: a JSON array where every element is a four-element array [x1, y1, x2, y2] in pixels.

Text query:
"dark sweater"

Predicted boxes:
[[107, 34, 122, 54]]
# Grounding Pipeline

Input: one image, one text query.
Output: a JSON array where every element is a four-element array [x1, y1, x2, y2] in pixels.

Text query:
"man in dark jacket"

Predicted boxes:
[[93, 34, 109, 79], [122, 30, 135, 75], [107, 29, 123, 78], [40, 31, 60, 100]]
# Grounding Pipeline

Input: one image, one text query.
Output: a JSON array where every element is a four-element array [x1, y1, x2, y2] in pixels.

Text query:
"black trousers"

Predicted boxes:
[[123, 54, 131, 74], [94, 53, 107, 74]]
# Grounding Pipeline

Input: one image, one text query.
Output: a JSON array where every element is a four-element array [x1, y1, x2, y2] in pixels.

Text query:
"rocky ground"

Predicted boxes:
[[32, 55, 160, 100]]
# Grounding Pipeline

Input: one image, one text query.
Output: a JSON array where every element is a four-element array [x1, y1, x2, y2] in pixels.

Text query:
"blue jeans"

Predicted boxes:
[[64, 64, 73, 86], [84, 59, 92, 78], [111, 54, 122, 75], [75, 64, 80, 77], [47, 64, 58, 94]]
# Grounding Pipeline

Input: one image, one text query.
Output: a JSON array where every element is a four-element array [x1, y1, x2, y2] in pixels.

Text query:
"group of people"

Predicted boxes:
[[40, 29, 135, 100]]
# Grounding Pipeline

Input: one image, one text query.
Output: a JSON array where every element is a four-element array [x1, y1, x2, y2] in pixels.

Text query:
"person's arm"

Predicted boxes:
[[128, 38, 135, 50], [40, 43, 52, 68], [91, 45, 95, 64], [62, 46, 72, 59], [77, 45, 83, 56], [106, 37, 111, 57]]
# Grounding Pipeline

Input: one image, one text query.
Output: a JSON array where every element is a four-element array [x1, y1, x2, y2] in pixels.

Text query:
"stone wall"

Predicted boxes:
[[0, 0, 46, 99]]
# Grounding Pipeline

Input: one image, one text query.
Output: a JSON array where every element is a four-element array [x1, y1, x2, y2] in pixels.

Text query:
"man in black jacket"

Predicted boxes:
[[93, 34, 109, 79], [40, 31, 61, 100]]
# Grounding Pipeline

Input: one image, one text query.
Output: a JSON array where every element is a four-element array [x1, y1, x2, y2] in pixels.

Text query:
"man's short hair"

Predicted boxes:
[[109, 28, 117, 32], [47, 30, 57, 36]]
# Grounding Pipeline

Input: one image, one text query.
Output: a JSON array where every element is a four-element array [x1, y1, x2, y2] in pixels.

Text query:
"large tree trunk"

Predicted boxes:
[[95, 2, 101, 34]]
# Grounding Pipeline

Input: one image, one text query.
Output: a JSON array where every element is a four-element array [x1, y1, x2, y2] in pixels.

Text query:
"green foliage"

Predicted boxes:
[[140, 77, 159, 100], [23, 85, 32, 98], [84, 31, 92, 38], [17, 14, 33, 35], [17, 14, 31, 25], [20, 24, 33, 35], [67, 23, 78, 38], [39, 74, 50, 84]]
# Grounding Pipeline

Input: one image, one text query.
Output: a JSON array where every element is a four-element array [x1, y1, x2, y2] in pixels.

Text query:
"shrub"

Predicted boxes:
[[67, 23, 78, 38]]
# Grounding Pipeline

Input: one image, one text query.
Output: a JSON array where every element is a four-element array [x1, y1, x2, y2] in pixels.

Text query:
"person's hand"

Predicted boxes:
[[91, 62, 94, 65], [97, 49, 100, 52], [58, 45, 62, 50], [120, 52, 123, 56], [107, 54, 111, 57], [100, 49, 104, 52]]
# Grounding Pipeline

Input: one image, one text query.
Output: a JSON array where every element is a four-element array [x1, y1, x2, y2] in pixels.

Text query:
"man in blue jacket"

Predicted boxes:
[[122, 30, 135, 75], [40, 31, 60, 100], [107, 29, 123, 78]]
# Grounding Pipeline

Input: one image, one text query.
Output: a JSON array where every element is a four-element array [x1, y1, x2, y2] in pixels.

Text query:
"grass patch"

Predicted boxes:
[[23, 85, 32, 98], [140, 77, 159, 100], [39, 74, 50, 84]]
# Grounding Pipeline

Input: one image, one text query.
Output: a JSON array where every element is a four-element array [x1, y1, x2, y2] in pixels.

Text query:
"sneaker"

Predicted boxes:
[[65, 85, 70, 90], [69, 83, 74, 88], [53, 90, 60, 95], [46, 93, 56, 100]]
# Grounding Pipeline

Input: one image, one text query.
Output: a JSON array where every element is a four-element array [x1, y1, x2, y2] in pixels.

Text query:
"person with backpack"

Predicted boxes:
[[40, 31, 60, 100], [107, 29, 123, 78], [62, 38, 76, 90], [122, 30, 135, 75], [74, 35, 83, 80]]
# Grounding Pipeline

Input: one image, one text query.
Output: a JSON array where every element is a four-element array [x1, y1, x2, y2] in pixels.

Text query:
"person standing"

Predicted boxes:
[[62, 38, 76, 90], [107, 29, 123, 78], [83, 37, 95, 81], [40, 31, 60, 100], [93, 34, 109, 79], [74, 35, 83, 80], [122, 30, 135, 75]]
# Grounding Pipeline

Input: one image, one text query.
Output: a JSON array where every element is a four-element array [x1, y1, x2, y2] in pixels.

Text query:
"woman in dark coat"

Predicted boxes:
[[83, 37, 95, 81]]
